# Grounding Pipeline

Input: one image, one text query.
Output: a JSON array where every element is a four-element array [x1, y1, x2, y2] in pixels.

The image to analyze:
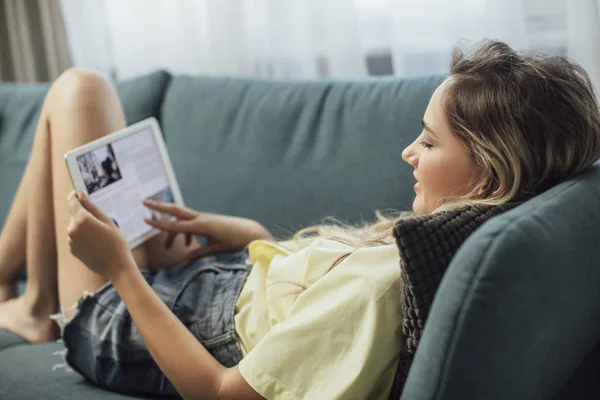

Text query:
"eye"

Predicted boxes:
[[420, 141, 433, 149]]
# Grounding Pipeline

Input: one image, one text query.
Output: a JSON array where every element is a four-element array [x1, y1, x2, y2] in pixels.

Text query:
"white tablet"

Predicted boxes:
[[64, 117, 184, 249]]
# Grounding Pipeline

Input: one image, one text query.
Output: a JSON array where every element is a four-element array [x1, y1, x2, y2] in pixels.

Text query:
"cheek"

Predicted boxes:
[[419, 153, 475, 198]]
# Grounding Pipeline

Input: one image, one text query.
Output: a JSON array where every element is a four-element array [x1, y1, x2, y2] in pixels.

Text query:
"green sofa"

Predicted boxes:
[[0, 71, 599, 399]]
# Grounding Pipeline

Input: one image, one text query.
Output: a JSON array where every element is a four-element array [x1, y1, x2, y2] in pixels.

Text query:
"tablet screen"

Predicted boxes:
[[75, 127, 172, 244]]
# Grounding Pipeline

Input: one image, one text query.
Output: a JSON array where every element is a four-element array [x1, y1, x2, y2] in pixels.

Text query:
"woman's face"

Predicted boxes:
[[402, 80, 480, 214]]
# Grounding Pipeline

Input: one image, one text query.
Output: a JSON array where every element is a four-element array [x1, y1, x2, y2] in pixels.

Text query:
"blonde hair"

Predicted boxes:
[[293, 40, 600, 252]]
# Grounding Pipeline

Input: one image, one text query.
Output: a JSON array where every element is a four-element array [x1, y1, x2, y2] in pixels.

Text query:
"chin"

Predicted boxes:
[[412, 195, 434, 215], [412, 199, 426, 215]]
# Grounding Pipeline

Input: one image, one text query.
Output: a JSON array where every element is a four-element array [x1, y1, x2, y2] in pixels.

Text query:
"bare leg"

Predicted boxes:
[[50, 71, 129, 314], [48, 70, 200, 315], [0, 128, 42, 301], [0, 69, 199, 342], [0, 83, 70, 341], [0, 173, 27, 302], [0, 69, 128, 341]]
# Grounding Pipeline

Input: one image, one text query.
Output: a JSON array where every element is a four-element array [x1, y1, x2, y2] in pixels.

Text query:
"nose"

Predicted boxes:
[[402, 141, 418, 168]]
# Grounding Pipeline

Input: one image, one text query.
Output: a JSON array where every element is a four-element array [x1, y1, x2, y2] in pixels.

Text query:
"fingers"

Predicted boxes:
[[77, 191, 112, 224], [66, 209, 78, 236], [165, 231, 177, 249], [66, 191, 96, 224], [144, 216, 198, 233], [66, 191, 84, 218], [142, 200, 197, 219]]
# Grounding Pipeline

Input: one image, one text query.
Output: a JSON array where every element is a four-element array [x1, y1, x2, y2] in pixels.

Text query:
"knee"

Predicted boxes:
[[48, 68, 117, 112]]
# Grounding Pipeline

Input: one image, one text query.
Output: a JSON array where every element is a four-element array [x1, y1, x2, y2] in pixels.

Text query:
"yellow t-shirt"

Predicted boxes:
[[234, 238, 403, 400]]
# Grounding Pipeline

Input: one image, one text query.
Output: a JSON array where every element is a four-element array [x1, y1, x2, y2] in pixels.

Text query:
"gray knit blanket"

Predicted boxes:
[[388, 203, 515, 399]]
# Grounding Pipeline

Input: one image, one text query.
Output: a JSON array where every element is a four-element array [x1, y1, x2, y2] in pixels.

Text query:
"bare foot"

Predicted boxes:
[[0, 296, 60, 343], [0, 283, 17, 303]]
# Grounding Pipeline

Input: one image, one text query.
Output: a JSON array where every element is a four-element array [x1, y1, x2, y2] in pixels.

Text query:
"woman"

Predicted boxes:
[[0, 40, 599, 399]]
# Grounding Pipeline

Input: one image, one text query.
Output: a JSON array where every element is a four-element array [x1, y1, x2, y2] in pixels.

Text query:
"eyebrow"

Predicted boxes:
[[421, 120, 438, 138]]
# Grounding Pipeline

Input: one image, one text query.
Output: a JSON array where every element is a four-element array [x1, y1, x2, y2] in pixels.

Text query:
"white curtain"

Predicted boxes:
[[60, 0, 600, 89]]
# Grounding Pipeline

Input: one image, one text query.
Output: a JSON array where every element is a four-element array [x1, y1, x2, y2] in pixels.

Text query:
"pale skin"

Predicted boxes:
[[0, 71, 483, 399], [402, 79, 493, 214]]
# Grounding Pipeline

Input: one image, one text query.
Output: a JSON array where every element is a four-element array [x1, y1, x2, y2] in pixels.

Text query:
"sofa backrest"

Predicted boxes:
[[401, 161, 600, 400], [160, 75, 443, 236], [0, 70, 171, 228], [0, 83, 50, 227]]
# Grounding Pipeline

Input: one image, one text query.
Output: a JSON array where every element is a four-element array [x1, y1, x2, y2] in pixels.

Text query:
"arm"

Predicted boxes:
[[111, 262, 263, 400], [65, 191, 263, 400], [142, 200, 274, 259]]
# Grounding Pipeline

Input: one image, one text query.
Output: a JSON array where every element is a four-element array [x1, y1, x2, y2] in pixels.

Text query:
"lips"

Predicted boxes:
[[413, 172, 419, 181], [413, 172, 421, 191]]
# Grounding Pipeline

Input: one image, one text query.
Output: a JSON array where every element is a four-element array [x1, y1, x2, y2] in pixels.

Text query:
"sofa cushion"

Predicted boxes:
[[0, 342, 168, 399], [0, 70, 172, 229], [400, 162, 600, 400], [116, 70, 171, 128], [160, 75, 443, 236], [0, 330, 27, 351], [390, 203, 514, 397]]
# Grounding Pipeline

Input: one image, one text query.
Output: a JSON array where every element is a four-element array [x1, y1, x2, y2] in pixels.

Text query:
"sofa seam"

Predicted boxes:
[[157, 70, 174, 126]]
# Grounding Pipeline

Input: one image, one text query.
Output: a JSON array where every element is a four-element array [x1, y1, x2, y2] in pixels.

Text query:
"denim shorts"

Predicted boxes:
[[51, 251, 252, 397]]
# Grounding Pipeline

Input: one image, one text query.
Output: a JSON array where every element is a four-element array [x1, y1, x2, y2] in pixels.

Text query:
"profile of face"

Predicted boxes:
[[402, 80, 481, 214]]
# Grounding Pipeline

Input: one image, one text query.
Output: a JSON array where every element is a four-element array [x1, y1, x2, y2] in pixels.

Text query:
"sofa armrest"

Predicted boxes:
[[401, 163, 600, 400]]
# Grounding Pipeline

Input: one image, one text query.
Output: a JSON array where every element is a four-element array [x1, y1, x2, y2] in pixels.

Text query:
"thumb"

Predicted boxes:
[[185, 244, 226, 260], [78, 192, 112, 224]]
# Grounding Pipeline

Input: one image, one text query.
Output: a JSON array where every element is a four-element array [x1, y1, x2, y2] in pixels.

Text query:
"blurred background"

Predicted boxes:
[[1, 0, 600, 88]]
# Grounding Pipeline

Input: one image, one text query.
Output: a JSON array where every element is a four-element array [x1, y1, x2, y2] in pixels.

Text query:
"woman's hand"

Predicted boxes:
[[142, 200, 273, 259], [66, 191, 135, 280]]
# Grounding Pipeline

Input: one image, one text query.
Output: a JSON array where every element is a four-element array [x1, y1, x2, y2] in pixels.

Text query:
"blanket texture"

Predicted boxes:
[[388, 203, 515, 398]]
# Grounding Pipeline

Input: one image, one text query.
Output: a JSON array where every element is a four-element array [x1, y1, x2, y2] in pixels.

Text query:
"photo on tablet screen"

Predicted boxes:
[[76, 144, 122, 195]]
